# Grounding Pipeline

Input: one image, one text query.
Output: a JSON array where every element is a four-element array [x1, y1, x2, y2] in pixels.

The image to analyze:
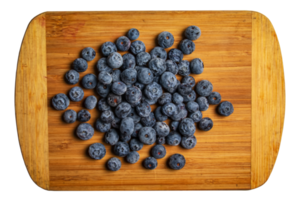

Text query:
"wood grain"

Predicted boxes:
[[251, 12, 285, 189], [15, 13, 49, 189]]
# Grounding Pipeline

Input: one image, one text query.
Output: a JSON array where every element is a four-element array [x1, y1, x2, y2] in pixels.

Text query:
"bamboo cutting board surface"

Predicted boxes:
[[15, 11, 285, 190]]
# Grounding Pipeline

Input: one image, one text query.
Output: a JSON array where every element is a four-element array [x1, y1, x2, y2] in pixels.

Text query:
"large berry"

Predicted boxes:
[[199, 117, 213, 131], [69, 86, 84, 102], [76, 123, 94, 140], [138, 127, 156, 145], [151, 144, 166, 159], [81, 47, 96, 61], [116, 36, 131, 51], [184, 25, 201, 40], [178, 118, 196, 137], [88, 143, 106, 160], [52, 93, 70, 110], [179, 39, 195, 55], [65, 70, 79, 84], [218, 101, 234, 116], [195, 80, 213, 97], [168, 154, 185, 170]]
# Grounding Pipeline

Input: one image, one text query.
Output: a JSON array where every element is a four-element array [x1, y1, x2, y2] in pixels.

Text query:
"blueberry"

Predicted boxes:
[[52, 93, 70, 110], [129, 138, 144, 151], [181, 135, 197, 149], [168, 48, 183, 63], [144, 82, 163, 100], [142, 96, 158, 105], [107, 157, 121, 171], [77, 109, 91, 122], [190, 58, 204, 74], [134, 81, 145, 91], [135, 102, 151, 117], [72, 58, 88, 72], [136, 52, 151, 66], [171, 104, 188, 121], [170, 121, 179, 131], [96, 58, 113, 73], [69, 86, 84, 102], [104, 129, 119, 145], [128, 108, 141, 123], [63, 109, 77, 123], [98, 71, 112, 85], [182, 76, 195, 87], [76, 123, 94, 140], [107, 93, 122, 107], [154, 122, 170, 137], [122, 53, 136, 70], [126, 151, 140, 164], [178, 60, 190, 76], [111, 81, 127, 96], [107, 52, 123, 69], [168, 154, 185, 170], [121, 68, 137, 85], [113, 141, 130, 157], [65, 70, 79, 84], [120, 117, 134, 136], [101, 42, 117, 57], [95, 118, 111, 132], [218, 101, 234, 116], [189, 110, 202, 122], [111, 69, 121, 82], [125, 86, 142, 104], [160, 72, 177, 93], [196, 80, 213, 96], [150, 47, 167, 60], [100, 110, 114, 123], [143, 157, 157, 170], [156, 136, 165, 145], [196, 97, 209, 111], [179, 39, 195, 55], [130, 40, 146, 55], [149, 58, 166, 76], [199, 117, 213, 131], [88, 143, 106, 160], [183, 91, 196, 103], [140, 112, 156, 127], [139, 127, 156, 145], [151, 144, 166, 159], [111, 116, 121, 129], [115, 102, 132, 119], [207, 92, 221, 105], [137, 67, 154, 85], [127, 28, 140, 40], [157, 31, 174, 48], [96, 83, 111, 98], [179, 118, 196, 137], [84, 95, 97, 110], [81, 47, 96, 61], [154, 106, 168, 122], [157, 93, 172, 106], [184, 25, 201, 40], [116, 36, 131, 51], [165, 60, 179, 75], [81, 74, 97, 89], [166, 131, 181, 146], [186, 101, 199, 113], [97, 98, 110, 111], [162, 102, 178, 117], [172, 93, 183, 105]]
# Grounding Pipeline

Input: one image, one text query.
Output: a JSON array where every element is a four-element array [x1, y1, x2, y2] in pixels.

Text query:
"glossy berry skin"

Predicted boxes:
[[151, 144, 166, 159], [199, 117, 213, 131], [178, 83, 193, 96], [72, 58, 88, 72], [138, 127, 156, 145], [130, 40, 146, 55], [182, 76, 195, 87], [183, 91, 197, 103], [143, 157, 157, 170], [121, 68, 137, 85], [111, 81, 127, 96], [168, 154, 186, 170], [195, 80, 213, 97], [107, 157, 121, 171], [166, 131, 181, 146], [101, 42, 117, 57], [122, 53, 136, 70], [96, 83, 111, 98], [111, 117, 121, 129], [98, 71, 112, 85], [76, 123, 94, 140], [96, 58, 113, 74], [77, 109, 91, 122], [132, 123, 143, 138], [157, 31, 174, 48], [190, 58, 204, 74], [129, 138, 144, 151], [127, 28, 140, 40], [168, 48, 183, 63], [95, 118, 111, 133], [97, 98, 110, 111], [179, 118, 196, 137], [155, 106, 168, 122], [207, 92, 222, 105], [136, 102, 151, 117], [184, 25, 201, 40], [69, 86, 84, 102], [128, 108, 141, 123], [112, 69, 121, 82], [172, 93, 183, 105], [126, 151, 140, 164], [186, 101, 199, 113], [137, 68, 154, 85], [189, 110, 202, 122], [100, 110, 115, 123], [107, 52, 123, 69], [107, 93, 122, 107], [149, 58, 166, 76], [144, 82, 163, 100], [136, 52, 151, 66], [88, 143, 106, 160], [115, 102, 132, 119], [156, 136, 166, 145], [63, 109, 77, 123], [150, 47, 167, 60], [162, 103, 178, 117], [196, 96, 209, 111], [81, 47, 96, 61], [178, 60, 191, 76], [116, 36, 131, 51], [104, 129, 119, 145], [52, 93, 70, 110], [125, 86, 142, 104], [113, 141, 130, 157], [218, 101, 234, 116], [181, 135, 197, 149], [170, 121, 179, 131], [165, 60, 179, 75], [140, 112, 156, 127], [179, 39, 195, 55], [160, 72, 177, 93], [158, 93, 172, 105], [84, 95, 97, 110], [154, 122, 170, 137], [120, 117, 134, 136], [65, 70, 79, 84]]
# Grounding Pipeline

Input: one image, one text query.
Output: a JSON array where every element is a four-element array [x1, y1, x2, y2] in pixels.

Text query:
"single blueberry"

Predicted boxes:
[[168, 48, 183, 63], [172, 93, 183, 105], [196, 96, 209, 111], [165, 60, 179, 75], [181, 135, 197, 149], [154, 122, 170, 137], [95, 118, 111, 133], [65, 69, 79, 84], [122, 53, 136, 70], [81, 74, 97, 89], [190, 58, 204, 74], [157, 93, 172, 105], [181, 76, 195, 87], [195, 80, 213, 97], [121, 68, 137, 85], [139, 127, 157, 144], [107, 52, 123, 69], [113, 141, 130, 157], [184, 25, 201, 40], [140, 112, 156, 127], [115, 102, 132, 119], [120, 117, 134, 136], [148, 58, 166, 76], [88, 143, 106, 160], [162, 102, 178, 117], [81, 47, 96, 61], [76, 123, 94, 140], [63, 109, 77, 123], [170, 121, 179, 131], [84, 95, 97, 110], [137, 68, 154, 85], [160, 72, 178, 93], [111, 69, 121, 82], [104, 129, 119, 145], [111, 81, 127, 96], [150, 47, 167, 60], [77, 109, 91, 122], [143, 157, 157, 170], [168, 154, 186, 170], [100, 110, 115, 123], [69, 86, 84, 102], [217, 101, 234, 116], [132, 123, 143, 138], [107, 157, 121, 171], [136, 52, 151, 66], [207, 92, 221, 105], [178, 60, 191, 76], [166, 131, 181, 146], [107, 93, 122, 107], [130, 40, 146, 55], [186, 101, 199, 113], [127, 28, 140, 40], [125, 86, 142, 104], [98, 71, 112, 85], [52, 93, 70, 110], [183, 91, 197, 103], [129, 138, 144, 151], [96, 58, 113, 74], [116, 36, 131, 51], [135, 102, 151, 117], [144, 82, 163, 100], [157, 31, 174, 48], [97, 98, 111, 111], [179, 39, 195, 55], [151, 144, 166, 159], [179, 118, 196, 137], [189, 110, 202, 122], [72, 58, 88, 72], [101, 42, 117, 57], [154, 106, 168, 122], [199, 117, 213, 131], [96, 83, 111, 98], [126, 151, 140, 164], [156, 136, 166, 145]]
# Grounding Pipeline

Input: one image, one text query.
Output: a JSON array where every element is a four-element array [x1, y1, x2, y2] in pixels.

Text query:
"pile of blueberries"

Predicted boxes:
[[52, 26, 234, 171]]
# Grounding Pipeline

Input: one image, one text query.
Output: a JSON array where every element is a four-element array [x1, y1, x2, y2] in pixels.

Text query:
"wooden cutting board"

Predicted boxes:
[[15, 11, 285, 191]]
